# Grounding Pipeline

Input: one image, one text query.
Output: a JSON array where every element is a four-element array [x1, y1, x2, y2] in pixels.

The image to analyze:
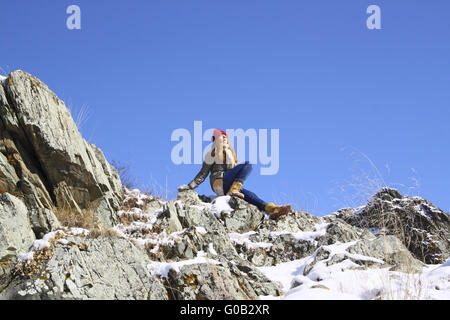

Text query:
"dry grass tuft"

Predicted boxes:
[[53, 206, 96, 230], [86, 226, 122, 239], [53, 206, 121, 239]]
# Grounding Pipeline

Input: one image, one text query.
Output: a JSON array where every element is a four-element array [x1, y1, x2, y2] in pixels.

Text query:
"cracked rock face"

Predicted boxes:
[[0, 71, 123, 228], [0, 193, 36, 286], [163, 261, 282, 300], [333, 188, 450, 264], [1, 235, 168, 300]]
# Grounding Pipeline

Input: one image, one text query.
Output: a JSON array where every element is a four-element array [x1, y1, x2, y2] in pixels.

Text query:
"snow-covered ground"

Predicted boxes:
[[116, 191, 450, 300], [258, 254, 450, 300]]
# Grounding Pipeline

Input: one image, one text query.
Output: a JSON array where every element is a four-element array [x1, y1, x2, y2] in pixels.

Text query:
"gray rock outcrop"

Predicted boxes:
[[0, 71, 448, 300], [0, 71, 123, 229], [1, 235, 168, 300], [332, 188, 450, 264], [163, 261, 280, 300]]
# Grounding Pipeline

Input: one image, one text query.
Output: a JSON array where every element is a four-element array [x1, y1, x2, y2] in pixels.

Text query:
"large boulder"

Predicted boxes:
[[1, 235, 168, 300], [333, 188, 450, 264], [223, 197, 264, 233], [302, 235, 425, 279], [161, 260, 282, 300], [346, 235, 425, 273], [0, 71, 123, 227]]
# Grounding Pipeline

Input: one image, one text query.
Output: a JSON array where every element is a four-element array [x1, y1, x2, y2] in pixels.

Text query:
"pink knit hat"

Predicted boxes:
[[212, 129, 227, 142]]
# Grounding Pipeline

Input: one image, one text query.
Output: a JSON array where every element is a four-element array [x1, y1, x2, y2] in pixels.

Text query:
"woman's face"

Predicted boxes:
[[216, 134, 227, 145]]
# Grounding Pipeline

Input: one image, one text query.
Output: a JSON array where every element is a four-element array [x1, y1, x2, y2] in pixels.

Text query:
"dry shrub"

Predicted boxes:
[[15, 247, 53, 278], [15, 232, 65, 278], [111, 160, 138, 190], [53, 206, 120, 239], [53, 206, 96, 230], [121, 193, 156, 212], [119, 212, 148, 226], [87, 226, 121, 239]]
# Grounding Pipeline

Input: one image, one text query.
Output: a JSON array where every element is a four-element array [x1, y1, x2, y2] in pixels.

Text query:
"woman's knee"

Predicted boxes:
[[237, 162, 253, 181], [236, 161, 252, 171], [243, 161, 253, 170]]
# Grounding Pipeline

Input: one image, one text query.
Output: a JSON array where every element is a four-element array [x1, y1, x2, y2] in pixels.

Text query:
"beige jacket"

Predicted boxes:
[[188, 143, 238, 195]]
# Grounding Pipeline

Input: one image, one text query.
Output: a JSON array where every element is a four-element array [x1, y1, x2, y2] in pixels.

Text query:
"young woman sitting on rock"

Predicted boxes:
[[178, 129, 292, 219]]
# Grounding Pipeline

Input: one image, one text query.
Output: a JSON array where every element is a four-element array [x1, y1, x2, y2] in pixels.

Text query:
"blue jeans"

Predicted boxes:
[[223, 161, 268, 211]]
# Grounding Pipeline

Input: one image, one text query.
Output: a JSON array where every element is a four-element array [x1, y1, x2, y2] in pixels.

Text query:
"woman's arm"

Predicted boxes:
[[187, 161, 212, 189]]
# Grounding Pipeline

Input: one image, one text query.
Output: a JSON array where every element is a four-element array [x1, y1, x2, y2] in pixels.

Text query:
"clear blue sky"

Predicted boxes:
[[1, 1, 449, 216]]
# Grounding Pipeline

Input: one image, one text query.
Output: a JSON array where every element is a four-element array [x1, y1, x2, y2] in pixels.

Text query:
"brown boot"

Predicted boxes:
[[227, 181, 244, 199], [265, 203, 292, 220]]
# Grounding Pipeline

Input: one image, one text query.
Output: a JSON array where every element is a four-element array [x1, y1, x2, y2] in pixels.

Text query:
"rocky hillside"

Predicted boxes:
[[0, 71, 449, 300]]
